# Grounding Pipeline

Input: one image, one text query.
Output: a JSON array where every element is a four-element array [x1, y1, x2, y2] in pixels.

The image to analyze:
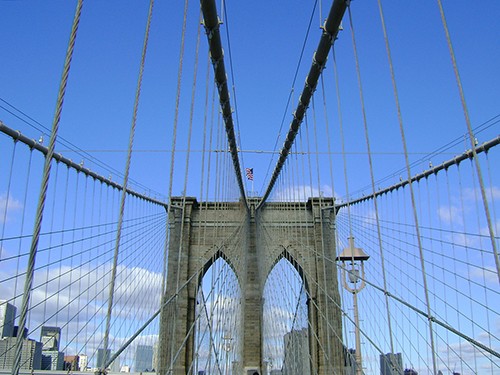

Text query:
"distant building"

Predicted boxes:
[[120, 365, 131, 372], [0, 337, 42, 370], [135, 344, 154, 372], [404, 369, 418, 375], [41, 350, 64, 370], [65, 355, 80, 371], [12, 326, 28, 339], [40, 326, 61, 351], [0, 301, 16, 338], [152, 341, 159, 371], [97, 348, 111, 369], [343, 347, 357, 375], [380, 353, 403, 375], [283, 328, 310, 375], [79, 354, 89, 371], [110, 355, 121, 373]]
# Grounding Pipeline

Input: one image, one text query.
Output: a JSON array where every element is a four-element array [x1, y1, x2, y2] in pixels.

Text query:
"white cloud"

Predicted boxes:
[[463, 186, 500, 202], [273, 184, 336, 202], [469, 265, 499, 285], [0, 193, 22, 224], [479, 219, 500, 238], [0, 262, 163, 361], [437, 205, 462, 225]]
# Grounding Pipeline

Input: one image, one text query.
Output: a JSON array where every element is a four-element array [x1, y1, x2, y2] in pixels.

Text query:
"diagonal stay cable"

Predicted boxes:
[[257, 0, 348, 209]]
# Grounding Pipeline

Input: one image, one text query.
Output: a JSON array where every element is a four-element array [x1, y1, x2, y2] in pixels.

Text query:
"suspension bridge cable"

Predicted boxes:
[[0, 122, 168, 207], [436, 0, 499, 284], [12, 2, 84, 374], [201, 0, 248, 207], [261, 0, 318, 195], [0, 98, 163, 198], [337, 135, 500, 209], [346, 114, 500, 198], [101, 1, 154, 369], [221, 0, 246, 184], [258, 0, 348, 208]]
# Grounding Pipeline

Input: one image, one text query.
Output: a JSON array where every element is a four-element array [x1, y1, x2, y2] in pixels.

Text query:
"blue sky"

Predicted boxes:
[[1, 0, 499, 202], [1, 2, 499, 373]]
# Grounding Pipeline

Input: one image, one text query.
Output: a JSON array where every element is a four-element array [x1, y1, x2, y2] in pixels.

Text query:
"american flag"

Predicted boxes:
[[245, 168, 254, 181]]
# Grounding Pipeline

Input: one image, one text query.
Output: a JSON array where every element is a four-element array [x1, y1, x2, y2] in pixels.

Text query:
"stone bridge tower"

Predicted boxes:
[[158, 197, 343, 375]]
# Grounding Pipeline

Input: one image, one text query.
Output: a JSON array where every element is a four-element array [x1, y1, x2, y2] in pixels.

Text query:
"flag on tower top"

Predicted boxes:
[[245, 168, 254, 181]]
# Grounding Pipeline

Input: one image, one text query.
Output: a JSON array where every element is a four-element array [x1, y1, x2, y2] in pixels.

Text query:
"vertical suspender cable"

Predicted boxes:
[[257, 0, 348, 209], [11, 2, 84, 375], [201, 0, 248, 209], [374, 2, 437, 371], [347, 4, 413, 373], [169, 11, 202, 371], [436, 0, 499, 283], [101, 0, 155, 371]]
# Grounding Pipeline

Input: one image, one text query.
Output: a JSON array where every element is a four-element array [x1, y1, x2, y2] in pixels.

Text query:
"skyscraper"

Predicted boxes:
[[0, 301, 16, 338], [41, 351, 64, 370], [0, 337, 42, 370], [40, 326, 61, 351], [79, 354, 88, 371], [96, 348, 111, 369], [135, 344, 154, 372], [380, 353, 403, 375], [283, 328, 310, 375], [404, 369, 418, 375], [152, 341, 159, 371]]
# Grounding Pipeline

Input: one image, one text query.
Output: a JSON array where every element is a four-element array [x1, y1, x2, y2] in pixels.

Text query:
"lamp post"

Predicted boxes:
[[337, 237, 370, 375], [267, 357, 273, 375], [222, 333, 232, 375]]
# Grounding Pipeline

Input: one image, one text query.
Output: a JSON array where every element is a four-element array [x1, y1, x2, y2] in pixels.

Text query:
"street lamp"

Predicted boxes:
[[337, 236, 370, 375], [267, 357, 273, 375], [222, 333, 233, 375]]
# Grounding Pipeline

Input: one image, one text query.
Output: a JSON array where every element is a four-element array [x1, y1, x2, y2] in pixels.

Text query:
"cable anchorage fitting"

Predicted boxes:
[[312, 52, 327, 72]]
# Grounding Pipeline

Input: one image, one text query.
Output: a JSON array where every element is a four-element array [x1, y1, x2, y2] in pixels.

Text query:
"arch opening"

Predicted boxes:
[[194, 255, 242, 375], [262, 252, 311, 375]]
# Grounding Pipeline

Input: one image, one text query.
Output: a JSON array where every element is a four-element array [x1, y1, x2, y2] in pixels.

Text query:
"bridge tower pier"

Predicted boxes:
[[256, 198, 344, 375], [158, 197, 343, 375]]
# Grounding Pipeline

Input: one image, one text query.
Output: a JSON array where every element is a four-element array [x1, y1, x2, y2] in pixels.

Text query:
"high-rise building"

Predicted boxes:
[[40, 326, 61, 351], [152, 341, 159, 371], [79, 354, 89, 371], [41, 350, 64, 370], [110, 355, 121, 373], [96, 348, 111, 369], [343, 347, 357, 375], [12, 326, 28, 339], [121, 365, 131, 372], [0, 301, 16, 338], [0, 337, 42, 370], [404, 369, 418, 375], [380, 353, 403, 375], [135, 344, 154, 372], [283, 328, 310, 375], [64, 355, 80, 371]]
